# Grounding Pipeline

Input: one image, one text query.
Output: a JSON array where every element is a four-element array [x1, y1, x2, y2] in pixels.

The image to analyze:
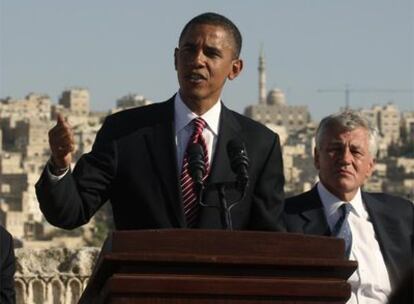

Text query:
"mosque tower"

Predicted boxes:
[[244, 49, 311, 137], [258, 47, 266, 105]]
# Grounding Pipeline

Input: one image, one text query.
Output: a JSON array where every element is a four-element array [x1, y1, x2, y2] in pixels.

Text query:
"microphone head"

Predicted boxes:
[[187, 142, 204, 158], [227, 139, 249, 192], [226, 139, 249, 173], [187, 143, 206, 182]]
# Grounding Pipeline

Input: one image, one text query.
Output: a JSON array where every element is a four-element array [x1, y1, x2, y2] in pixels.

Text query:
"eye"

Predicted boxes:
[[181, 46, 195, 54], [204, 47, 221, 58], [351, 149, 363, 157], [327, 146, 341, 153]]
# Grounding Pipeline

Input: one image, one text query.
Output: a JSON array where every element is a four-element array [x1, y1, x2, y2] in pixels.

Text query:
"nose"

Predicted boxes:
[[338, 147, 352, 165], [192, 49, 206, 67]]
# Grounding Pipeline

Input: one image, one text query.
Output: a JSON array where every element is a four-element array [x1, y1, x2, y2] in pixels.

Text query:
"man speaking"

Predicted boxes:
[[36, 12, 285, 232]]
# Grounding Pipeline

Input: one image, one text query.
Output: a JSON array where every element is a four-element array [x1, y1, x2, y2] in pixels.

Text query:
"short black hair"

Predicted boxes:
[[178, 12, 242, 58]]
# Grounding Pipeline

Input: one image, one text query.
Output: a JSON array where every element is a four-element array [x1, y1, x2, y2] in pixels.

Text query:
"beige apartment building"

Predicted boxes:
[[0, 93, 51, 120], [58, 88, 90, 116], [361, 103, 401, 145]]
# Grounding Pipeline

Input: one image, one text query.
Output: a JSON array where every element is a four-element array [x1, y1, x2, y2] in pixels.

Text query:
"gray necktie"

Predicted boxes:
[[332, 203, 353, 258]]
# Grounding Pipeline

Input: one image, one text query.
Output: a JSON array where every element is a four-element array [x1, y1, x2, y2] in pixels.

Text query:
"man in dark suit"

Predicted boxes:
[[36, 12, 285, 231], [284, 110, 413, 303], [0, 225, 16, 303]]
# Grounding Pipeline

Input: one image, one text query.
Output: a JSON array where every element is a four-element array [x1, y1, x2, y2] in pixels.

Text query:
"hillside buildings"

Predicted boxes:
[[244, 52, 414, 199], [0, 89, 101, 247], [0, 54, 412, 303]]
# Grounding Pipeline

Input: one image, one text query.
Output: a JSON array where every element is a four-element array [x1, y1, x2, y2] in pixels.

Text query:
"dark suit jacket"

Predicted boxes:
[[36, 97, 285, 231], [284, 186, 414, 288], [0, 226, 16, 304]]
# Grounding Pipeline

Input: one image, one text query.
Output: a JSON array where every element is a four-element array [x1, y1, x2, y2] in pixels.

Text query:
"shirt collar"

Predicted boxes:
[[174, 92, 221, 135], [317, 182, 344, 218], [317, 182, 365, 218]]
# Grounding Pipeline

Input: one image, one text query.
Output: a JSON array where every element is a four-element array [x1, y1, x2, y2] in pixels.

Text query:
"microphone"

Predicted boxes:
[[227, 139, 249, 192], [187, 143, 206, 190]]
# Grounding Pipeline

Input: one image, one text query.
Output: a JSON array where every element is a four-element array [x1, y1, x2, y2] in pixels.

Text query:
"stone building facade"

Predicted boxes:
[[14, 247, 99, 304], [360, 103, 401, 145], [0, 93, 51, 121], [59, 89, 90, 117], [401, 111, 414, 143], [112, 93, 152, 113], [244, 52, 311, 135]]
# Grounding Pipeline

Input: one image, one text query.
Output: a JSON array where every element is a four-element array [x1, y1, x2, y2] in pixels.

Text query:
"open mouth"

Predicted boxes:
[[186, 73, 207, 83]]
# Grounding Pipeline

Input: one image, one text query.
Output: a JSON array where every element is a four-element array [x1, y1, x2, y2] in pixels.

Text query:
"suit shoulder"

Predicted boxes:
[[105, 100, 170, 125], [365, 192, 413, 208], [0, 225, 13, 246], [98, 99, 172, 140], [0, 225, 11, 238]]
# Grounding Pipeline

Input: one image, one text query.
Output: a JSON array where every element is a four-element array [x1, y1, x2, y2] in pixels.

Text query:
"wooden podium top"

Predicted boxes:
[[112, 229, 345, 258], [80, 230, 357, 304]]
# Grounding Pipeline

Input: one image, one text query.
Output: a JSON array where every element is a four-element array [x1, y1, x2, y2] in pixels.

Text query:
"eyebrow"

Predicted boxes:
[[182, 41, 221, 50], [327, 141, 364, 150], [327, 140, 344, 146]]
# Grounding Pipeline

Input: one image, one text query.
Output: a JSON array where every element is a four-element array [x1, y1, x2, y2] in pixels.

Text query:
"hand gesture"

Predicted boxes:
[[48, 113, 75, 169]]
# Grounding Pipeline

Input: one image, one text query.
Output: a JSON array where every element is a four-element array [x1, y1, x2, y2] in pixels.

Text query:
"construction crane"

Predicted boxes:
[[317, 84, 411, 109]]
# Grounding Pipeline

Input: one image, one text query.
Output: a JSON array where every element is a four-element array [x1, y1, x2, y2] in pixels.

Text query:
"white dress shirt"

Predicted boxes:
[[317, 182, 392, 304], [174, 92, 221, 173]]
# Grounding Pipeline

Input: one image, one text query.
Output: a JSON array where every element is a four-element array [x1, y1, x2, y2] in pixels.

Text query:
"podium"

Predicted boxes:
[[80, 229, 357, 304]]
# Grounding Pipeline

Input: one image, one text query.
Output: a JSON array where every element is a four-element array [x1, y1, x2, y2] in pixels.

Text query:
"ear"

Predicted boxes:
[[174, 48, 179, 70], [314, 147, 320, 170], [365, 157, 376, 178], [228, 58, 243, 80]]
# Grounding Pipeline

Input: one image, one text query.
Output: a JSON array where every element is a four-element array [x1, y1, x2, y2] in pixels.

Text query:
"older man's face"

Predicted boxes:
[[315, 125, 375, 201]]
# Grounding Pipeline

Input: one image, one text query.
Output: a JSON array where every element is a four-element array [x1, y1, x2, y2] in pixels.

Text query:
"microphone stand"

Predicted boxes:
[[195, 182, 204, 209], [200, 181, 248, 231], [217, 183, 233, 230]]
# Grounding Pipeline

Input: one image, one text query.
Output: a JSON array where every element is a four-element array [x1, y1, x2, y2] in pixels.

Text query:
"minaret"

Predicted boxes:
[[258, 46, 266, 105]]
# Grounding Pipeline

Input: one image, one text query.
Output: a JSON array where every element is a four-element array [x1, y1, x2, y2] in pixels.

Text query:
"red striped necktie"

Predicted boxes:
[[180, 117, 210, 227]]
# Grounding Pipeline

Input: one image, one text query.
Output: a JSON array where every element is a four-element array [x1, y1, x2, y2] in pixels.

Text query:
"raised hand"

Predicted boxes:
[[48, 113, 75, 170]]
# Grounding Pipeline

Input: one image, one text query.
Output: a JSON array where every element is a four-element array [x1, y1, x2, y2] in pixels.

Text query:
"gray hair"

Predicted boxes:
[[315, 109, 379, 157]]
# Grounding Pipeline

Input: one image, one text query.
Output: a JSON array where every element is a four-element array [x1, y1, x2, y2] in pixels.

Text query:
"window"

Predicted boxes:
[[1, 184, 10, 193]]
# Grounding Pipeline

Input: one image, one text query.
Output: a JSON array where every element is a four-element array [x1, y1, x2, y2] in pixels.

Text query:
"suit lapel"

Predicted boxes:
[[145, 99, 185, 227], [198, 105, 242, 228], [299, 187, 331, 235], [208, 105, 241, 185]]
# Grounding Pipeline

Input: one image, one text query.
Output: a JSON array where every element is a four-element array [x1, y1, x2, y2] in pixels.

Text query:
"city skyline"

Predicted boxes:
[[1, 0, 413, 120]]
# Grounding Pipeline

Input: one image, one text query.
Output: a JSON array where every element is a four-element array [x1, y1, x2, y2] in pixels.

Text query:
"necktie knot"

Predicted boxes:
[[191, 117, 207, 143], [341, 203, 352, 216]]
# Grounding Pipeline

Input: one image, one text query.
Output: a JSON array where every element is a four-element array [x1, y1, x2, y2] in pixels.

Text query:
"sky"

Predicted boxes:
[[0, 0, 413, 120]]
